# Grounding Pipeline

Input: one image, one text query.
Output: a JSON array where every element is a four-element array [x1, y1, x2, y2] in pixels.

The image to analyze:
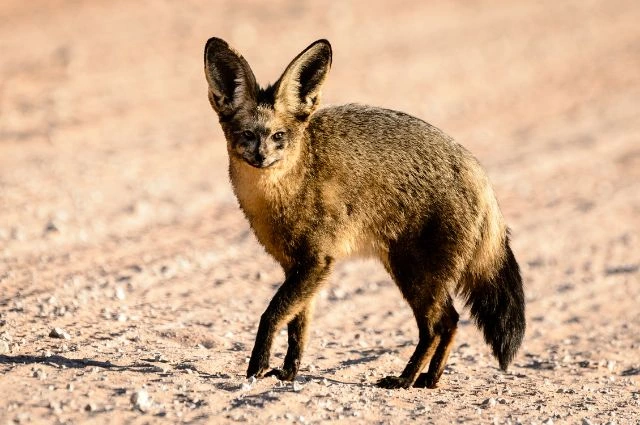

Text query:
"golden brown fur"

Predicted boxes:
[[204, 38, 525, 388]]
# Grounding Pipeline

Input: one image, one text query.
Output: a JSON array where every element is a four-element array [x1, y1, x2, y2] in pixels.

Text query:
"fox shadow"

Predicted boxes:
[[0, 353, 176, 376]]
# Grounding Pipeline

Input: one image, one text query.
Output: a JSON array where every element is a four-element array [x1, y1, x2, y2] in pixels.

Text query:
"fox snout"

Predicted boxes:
[[238, 143, 280, 168], [231, 130, 286, 169], [247, 153, 279, 169]]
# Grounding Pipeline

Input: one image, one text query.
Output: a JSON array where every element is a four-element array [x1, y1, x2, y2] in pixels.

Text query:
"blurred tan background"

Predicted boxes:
[[1, 1, 639, 249], [1, 1, 639, 423]]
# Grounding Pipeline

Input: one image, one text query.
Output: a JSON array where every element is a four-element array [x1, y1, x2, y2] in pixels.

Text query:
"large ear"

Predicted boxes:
[[204, 37, 257, 119], [275, 39, 332, 119]]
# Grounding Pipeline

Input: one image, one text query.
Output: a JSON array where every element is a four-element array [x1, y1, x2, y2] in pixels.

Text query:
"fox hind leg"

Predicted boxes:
[[376, 251, 453, 389], [377, 214, 467, 390], [413, 296, 459, 388]]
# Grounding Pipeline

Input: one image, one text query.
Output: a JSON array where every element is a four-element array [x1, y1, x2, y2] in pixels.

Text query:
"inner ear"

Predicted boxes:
[[207, 59, 240, 107], [275, 40, 332, 118], [204, 37, 257, 117], [298, 55, 330, 102]]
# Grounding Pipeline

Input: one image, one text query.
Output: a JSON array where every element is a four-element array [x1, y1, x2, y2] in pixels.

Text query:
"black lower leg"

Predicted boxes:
[[414, 301, 459, 388], [377, 239, 460, 389], [246, 256, 332, 379], [377, 326, 441, 389], [266, 307, 310, 381]]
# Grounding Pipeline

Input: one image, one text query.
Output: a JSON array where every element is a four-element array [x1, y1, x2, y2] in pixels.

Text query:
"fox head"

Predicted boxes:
[[204, 38, 332, 169]]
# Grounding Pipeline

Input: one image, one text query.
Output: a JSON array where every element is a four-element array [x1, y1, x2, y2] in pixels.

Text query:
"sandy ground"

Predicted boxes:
[[1, 1, 639, 424]]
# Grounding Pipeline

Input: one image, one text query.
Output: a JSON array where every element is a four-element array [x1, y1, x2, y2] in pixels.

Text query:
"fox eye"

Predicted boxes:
[[242, 130, 255, 140], [272, 131, 285, 141]]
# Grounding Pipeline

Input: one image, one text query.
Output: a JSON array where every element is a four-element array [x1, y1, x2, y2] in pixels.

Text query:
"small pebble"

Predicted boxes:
[[292, 381, 304, 392], [482, 397, 497, 408], [329, 288, 347, 300], [49, 328, 71, 340], [13, 413, 30, 424], [115, 287, 126, 300], [48, 401, 62, 414], [44, 220, 59, 233], [241, 376, 256, 391], [130, 389, 151, 411], [33, 369, 46, 380], [153, 353, 168, 363]]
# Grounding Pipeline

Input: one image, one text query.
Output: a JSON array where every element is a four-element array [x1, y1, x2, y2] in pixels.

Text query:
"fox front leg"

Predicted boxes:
[[246, 257, 332, 379], [265, 305, 313, 381]]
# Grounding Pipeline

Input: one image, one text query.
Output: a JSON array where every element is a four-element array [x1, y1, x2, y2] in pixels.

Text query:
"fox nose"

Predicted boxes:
[[254, 142, 271, 165], [257, 142, 269, 158]]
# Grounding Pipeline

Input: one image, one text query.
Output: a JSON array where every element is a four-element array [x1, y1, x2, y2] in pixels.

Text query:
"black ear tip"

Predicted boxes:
[[314, 39, 332, 54], [204, 37, 229, 59]]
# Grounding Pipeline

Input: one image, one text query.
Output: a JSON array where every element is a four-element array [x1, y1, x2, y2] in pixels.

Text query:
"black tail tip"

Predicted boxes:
[[467, 238, 526, 371], [499, 357, 512, 372]]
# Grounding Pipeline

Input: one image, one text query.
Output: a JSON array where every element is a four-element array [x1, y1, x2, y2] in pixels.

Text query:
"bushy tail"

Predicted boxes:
[[465, 238, 525, 370]]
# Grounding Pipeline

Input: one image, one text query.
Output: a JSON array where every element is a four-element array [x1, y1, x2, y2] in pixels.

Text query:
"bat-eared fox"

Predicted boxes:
[[204, 37, 525, 389]]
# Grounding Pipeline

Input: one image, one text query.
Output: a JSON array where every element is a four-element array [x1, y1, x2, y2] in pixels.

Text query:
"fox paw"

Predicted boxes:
[[413, 373, 438, 388], [246, 356, 270, 379], [265, 367, 297, 381], [376, 376, 413, 389]]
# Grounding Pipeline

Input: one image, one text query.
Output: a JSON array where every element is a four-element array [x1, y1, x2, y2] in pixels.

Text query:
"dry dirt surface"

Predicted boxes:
[[1, 1, 639, 424]]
